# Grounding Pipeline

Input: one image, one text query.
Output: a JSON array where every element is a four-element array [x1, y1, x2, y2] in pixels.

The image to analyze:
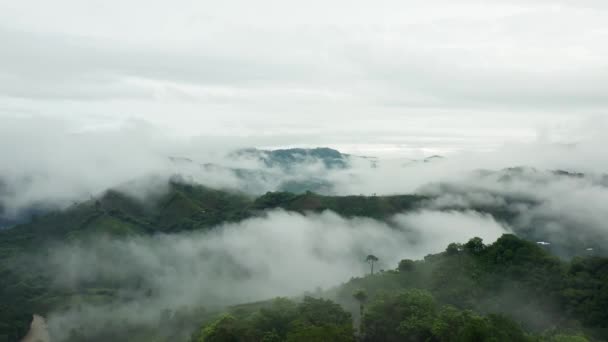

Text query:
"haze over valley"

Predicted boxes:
[[2, 1, 608, 341]]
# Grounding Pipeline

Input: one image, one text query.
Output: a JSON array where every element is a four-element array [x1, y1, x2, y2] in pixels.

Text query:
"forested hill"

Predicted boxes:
[[192, 234, 608, 342], [3, 178, 601, 258], [1, 180, 607, 341], [0, 181, 428, 341], [0, 181, 428, 245]]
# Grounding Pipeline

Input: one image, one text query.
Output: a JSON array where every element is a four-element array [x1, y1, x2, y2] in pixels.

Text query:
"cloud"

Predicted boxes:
[[0, 117, 260, 220], [1, 0, 607, 147], [40, 209, 508, 340], [3, 114, 608, 224], [420, 167, 608, 255]]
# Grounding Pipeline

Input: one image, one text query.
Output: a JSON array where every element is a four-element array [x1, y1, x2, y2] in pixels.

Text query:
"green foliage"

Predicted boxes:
[[546, 334, 590, 342], [295, 297, 351, 327], [192, 297, 354, 342], [198, 314, 241, 342], [0, 181, 254, 341], [362, 290, 530, 342], [398, 259, 415, 272], [562, 257, 608, 329], [363, 289, 436, 341], [252, 192, 297, 210], [0, 183, 423, 340], [353, 289, 368, 303], [338, 234, 607, 340], [252, 191, 428, 219], [250, 298, 298, 338], [286, 323, 354, 342], [445, 242, 463, 255], [1, 178, 607, 341], [464, 237, 486, 254]]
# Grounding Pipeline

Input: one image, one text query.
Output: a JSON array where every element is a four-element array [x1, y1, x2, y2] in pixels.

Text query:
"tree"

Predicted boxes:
[[193, 297, 354, 342], [549, 334, 590, 342], [398, 259, 415, 272], [286, 324, 354, 342], [353, 289, 368, 335], [445, 243, 462, 255], [297, 297, 352, 327], [251, 298, 298, 338], [363, 289, 436, 342], [464, 237, 485, 254], [361, 290, 529, 342], [366, 255, 379, 275], [196, 314, 241, 342]]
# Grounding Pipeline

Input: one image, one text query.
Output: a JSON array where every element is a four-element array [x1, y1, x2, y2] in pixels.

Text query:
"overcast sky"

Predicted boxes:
[[1, 0, 607, 156]]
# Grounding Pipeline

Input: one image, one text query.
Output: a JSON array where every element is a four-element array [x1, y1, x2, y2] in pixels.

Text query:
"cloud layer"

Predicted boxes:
[[1, 0, 607, 151], [41, 209, 508, 340], [3, 115, 608, 223]]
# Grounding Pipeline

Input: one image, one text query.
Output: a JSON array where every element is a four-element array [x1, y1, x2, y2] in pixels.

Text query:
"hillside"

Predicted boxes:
[[0, 181, 432, 247], [1, 179, 607, 341], [191, 234, 607, 342], [0, 181, 432, 341]]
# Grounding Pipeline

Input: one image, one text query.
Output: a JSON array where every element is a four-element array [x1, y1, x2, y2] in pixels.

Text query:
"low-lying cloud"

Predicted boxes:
[[41, 209, 508, 341], [420, 168, 608, 255], [2, 116, 608, 216]]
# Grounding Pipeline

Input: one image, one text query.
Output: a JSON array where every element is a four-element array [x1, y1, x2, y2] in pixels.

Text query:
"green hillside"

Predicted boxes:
[[0, 182, 430, 341], [252, 191, 428, 218], [1, 181, 607, 341], [192, 235, 608, 342]]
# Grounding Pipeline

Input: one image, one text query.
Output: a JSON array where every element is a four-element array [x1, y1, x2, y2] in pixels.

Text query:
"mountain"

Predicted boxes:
[[0, 148, 351, 230], [230, 147, 350, 170], [0, 147, 449, 230]]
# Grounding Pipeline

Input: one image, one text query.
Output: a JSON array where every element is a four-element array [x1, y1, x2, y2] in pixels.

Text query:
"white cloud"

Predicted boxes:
[[43, 209, 508, 340], [1, 0, 606, 151]]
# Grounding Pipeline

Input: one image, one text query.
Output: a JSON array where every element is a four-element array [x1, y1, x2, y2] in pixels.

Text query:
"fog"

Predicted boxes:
[[2, 1, 607, 340], [3, 116, 608, 224], [41, 209, 507, 340], [418, 168, 608, 255], [4, 116, 608, 260], [2, 117, 606, 340], [7, 125, 608, 338]]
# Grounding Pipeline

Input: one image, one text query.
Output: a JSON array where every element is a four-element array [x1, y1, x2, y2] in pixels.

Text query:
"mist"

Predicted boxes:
[[2, 1, 608, 340], [3, 115, 608, 222], [39, 209, 508, 341]]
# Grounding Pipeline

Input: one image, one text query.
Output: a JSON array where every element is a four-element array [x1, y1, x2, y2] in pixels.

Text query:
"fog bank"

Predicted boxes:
[[42, 209, 508, 341]]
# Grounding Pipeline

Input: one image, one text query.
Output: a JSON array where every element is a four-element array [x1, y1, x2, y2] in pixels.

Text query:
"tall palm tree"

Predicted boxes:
[[365, 254, 378, 275]]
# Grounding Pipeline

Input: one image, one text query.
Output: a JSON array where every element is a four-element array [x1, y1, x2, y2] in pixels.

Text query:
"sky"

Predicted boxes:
[[1, 0, 607, 156]]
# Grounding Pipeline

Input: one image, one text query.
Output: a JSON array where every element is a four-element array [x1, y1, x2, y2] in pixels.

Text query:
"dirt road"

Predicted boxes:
[[21, 315, 50, 342]]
